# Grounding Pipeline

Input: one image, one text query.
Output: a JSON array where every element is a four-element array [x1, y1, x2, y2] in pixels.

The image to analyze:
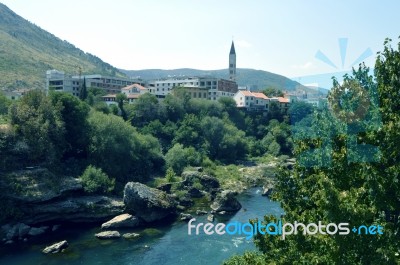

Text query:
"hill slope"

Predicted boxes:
[[121, 68, 328, 94], [0, 3, 125, 90]]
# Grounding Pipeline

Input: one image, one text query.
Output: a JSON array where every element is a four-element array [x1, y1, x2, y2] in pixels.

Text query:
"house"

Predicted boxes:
[[234, 90, 255, 108], [121, 83, 148, 96], [102, 94, 117, 106], [234, 91, 270, 111]]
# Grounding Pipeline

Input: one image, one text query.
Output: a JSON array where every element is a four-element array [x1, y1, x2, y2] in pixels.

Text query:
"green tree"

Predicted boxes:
[[50, 92, 90, 158], [163, 94, 185, 122], [116, 93, 128, 120], [9, 90, 65, 164], [140, 119, 177, 152], [225, 39, 400, 264], [200, 116, 248, 162], [88, 111, 164, 183], [0, 93, 11, 115], [80, 77, 88, 101], [80, 165, 115, 194], [165, 143, 202, 175], [289, 101, 314, 124], [93, 101, 110, 114], [263, 87, 284, 97], [173, 114, 203, 149], [266, 101, 284, 122], [130, 93, 165, 127], [219, 96, 246, 130]]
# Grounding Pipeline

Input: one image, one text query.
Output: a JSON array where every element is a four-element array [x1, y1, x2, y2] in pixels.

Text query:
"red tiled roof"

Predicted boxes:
[[240, 90, 254, 96], [278, 97, 289, 103], [121, 83, 146, 91], [252, 92, 269, 100]]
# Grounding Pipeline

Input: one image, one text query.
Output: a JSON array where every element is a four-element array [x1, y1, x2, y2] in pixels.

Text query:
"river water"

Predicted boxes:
[[0, 188, 283, 265]]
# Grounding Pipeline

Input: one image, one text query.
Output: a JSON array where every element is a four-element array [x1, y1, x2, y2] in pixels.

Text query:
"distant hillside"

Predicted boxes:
[[121, 68, 328, 95], [0, 3, 125, 90]]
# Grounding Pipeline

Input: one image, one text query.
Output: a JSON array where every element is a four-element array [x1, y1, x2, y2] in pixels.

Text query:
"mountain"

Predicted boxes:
[[0, 3, 125, 90], [121, 68, 328, 95]]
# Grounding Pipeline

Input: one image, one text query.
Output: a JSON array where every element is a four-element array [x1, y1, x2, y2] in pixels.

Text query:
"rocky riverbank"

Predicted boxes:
[[0, 158, 291, 247]]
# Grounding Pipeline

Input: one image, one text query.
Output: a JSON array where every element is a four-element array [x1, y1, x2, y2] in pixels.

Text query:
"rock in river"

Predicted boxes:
[[95, 231, 121, 239], [42, 240, 69, 254], [101, 214, 141, 229], [123, 182, 177, 223], [210, 190, 242, 213]]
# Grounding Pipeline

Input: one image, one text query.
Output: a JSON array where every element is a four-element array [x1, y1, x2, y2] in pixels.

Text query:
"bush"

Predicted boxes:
[[80, 165, 115, 194], [165, 143, 202, 175], [165, 168, 177, 182]]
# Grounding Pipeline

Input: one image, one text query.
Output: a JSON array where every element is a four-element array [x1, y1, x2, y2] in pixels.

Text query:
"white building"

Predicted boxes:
[[45, 70, 143, 97], [234, 90, 290, 112]]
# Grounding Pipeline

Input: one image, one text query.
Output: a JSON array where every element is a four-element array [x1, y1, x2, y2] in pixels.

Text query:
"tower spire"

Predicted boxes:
[[229, 41, 236, 81]]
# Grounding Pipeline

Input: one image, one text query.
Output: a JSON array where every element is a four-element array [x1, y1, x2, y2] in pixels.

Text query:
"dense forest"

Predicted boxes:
[[0, 83, 303, 205]]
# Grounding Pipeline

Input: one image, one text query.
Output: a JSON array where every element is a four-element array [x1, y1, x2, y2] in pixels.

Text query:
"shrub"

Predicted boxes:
[[80, 165, 115, 194]]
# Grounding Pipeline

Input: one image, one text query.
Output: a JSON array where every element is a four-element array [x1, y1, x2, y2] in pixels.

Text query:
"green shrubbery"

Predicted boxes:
[[80, 165, 115, 194]]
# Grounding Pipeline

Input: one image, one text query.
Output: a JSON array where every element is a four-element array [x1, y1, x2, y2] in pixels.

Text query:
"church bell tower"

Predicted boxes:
[[229, 41, 236, 81]]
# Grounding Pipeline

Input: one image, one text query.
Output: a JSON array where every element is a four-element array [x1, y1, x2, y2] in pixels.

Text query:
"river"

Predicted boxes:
[[0, 188, 283, 265]]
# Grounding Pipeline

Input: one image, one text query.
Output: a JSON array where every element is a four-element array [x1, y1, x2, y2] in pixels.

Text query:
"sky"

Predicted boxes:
[[1, 0, 400, 81]]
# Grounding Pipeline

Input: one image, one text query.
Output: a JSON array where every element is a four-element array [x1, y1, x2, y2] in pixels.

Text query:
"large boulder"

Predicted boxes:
[[101, 214, 141, 229], [181, 171, 220, 190], [123, 182, 177, 223], [42, 240, 68, 254], [210, 190, 242, 213]]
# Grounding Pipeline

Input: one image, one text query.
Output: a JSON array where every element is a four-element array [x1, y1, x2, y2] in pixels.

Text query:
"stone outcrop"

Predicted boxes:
[[42, 240, 69, 254], [101, 214, 141, 229], [181, 171, 220, 191], [2, 169, 83, 203], [22, 196, 124, 224], [95, 231, 121, 239], [210, 190, 242, 213], [0, 168, 124, 226], [123, 182, 177, 223]]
